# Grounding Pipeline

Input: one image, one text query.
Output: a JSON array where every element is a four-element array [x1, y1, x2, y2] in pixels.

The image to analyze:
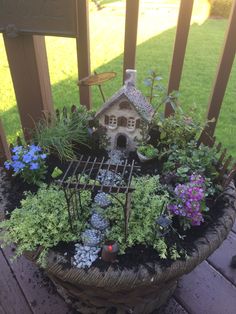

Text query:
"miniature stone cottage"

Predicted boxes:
[[95, 69, 154, 152]]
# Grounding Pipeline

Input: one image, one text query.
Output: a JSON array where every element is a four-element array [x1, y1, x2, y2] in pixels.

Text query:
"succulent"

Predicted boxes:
[[81, 228, 103, 247], [90, 212, 109, 231]]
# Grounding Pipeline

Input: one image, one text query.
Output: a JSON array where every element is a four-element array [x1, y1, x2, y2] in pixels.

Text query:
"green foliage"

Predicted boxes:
[[163, 141, 220, 196], [0, 185, 91, 265], [104, 176, 170, 256], [137, 144, 158, 159], [34, 106, 93, 160], [156, 108, 202, 150], [209, 0, 232, 18], [164, 142, 218, 178]]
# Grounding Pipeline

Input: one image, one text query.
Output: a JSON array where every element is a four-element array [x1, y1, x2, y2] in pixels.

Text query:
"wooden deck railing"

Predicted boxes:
[[0, 0, 236, 163]]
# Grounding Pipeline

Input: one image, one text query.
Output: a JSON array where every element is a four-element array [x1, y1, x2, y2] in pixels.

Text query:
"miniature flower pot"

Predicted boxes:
[[101, 241, 118, 262], [137, 151, 155, 163]]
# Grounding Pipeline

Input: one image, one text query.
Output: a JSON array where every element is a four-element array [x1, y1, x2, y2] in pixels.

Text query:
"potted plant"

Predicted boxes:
[[137, 143, 158, 162], [0, 78, 236, 314]]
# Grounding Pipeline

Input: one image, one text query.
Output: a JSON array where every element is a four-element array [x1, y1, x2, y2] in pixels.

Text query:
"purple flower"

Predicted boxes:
[[168, 174, 206, 227]]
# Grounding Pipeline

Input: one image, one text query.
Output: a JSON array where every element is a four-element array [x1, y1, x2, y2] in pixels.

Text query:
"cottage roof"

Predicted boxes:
[[95, 84, 154, 122]]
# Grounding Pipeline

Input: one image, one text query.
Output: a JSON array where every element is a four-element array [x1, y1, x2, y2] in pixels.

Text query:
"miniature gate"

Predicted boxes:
[[1, 0, 236, 176]]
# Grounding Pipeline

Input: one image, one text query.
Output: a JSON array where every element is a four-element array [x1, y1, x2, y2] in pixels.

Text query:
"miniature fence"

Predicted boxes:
[[1, 0, 236, 170]]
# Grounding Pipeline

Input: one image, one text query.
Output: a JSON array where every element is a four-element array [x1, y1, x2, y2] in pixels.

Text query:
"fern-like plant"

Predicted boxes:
[[34, 105, 93, 160]]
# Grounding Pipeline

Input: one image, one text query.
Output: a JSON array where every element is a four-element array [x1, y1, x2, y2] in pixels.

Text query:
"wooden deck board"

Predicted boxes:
[[155, 297, 189, 313], [207, 231, 236, 285], [2, 246, 74, 314], [174, 261, 236, 314], [0, 249, 32, 314], [232, 220, 236, 233]]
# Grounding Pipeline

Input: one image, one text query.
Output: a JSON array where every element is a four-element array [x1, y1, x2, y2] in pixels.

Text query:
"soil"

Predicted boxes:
[[1, 144, 234, 274]]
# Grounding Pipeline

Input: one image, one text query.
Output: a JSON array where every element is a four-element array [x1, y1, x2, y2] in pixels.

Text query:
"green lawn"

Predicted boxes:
[[0, 1, 236, 156]]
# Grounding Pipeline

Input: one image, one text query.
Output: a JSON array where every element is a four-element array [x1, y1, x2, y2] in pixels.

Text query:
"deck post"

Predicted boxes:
[[76, 0, 92, 109], [123, 0, 140, 82], [0, 119, 11, 165], [165, 0, 194, 117], [200, 0, 236, 141], [3, 34, 53, 140]]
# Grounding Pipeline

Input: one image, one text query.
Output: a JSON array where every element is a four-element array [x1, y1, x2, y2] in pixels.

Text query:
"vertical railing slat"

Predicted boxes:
[[0, 119, 11, 165], [200, 0, 236, 139], [165, 0, 194, 117], [76, 0, 91, 109], [3, 35, 53, 140], [123, 0, 140, 82]]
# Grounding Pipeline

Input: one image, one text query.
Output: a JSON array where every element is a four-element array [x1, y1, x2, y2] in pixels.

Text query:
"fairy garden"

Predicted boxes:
[[0, 69, 236, 312]]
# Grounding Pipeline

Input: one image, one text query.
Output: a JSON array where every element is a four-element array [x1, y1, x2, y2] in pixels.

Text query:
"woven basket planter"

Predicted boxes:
[[24, 183, 236, 314]]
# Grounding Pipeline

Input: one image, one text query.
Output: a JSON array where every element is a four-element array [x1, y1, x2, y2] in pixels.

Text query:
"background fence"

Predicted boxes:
[[0, 0, 236, 164]]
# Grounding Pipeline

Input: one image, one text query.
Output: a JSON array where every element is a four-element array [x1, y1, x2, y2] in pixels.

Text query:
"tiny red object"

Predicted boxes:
[[108, 245, 113, 252], [102, 241, 119, 263]]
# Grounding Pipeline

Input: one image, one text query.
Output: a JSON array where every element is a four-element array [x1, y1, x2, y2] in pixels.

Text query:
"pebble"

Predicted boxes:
[[108, 149, 125, 164], [90, 212, 109, 230], [94, 192, 112, 208], [98, 169, 122, 186], [82, 228, 102, 246], [73, 243, 101, 269]]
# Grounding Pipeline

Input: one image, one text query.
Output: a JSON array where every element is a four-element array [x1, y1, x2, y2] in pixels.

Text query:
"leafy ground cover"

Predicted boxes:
[[0, 1, 236, 156]]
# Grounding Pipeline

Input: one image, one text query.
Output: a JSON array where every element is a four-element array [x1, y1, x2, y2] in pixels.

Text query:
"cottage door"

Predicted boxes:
[[116, 134, 127, 149]]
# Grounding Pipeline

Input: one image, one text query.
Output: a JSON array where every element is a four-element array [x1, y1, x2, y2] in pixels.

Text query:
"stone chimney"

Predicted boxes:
[[124, 69, 136, 87]]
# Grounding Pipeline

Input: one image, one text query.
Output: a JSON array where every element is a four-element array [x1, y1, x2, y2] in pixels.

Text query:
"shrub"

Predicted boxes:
[[156, 108, 202, 150], [163, 141, 219, 185], [4, 145, 47, 186], [209, 0, 233, 18], [0, 185, 91, 265], [34, 105, 93, 160]]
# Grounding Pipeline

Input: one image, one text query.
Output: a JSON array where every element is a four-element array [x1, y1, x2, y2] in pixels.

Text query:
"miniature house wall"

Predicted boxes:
[[95, 70, 154, 152]]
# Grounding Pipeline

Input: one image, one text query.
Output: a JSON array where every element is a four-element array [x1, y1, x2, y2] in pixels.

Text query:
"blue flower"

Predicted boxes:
[[22, 153, 33, 163], [12, 146, 23, 154], [12, 161, 25, 173], [12, 155, 19, 161], [4, 161, 11, 170], [40, 154, 47, 160], [29, 145, 41, 153], [30, 162, 39, 170]]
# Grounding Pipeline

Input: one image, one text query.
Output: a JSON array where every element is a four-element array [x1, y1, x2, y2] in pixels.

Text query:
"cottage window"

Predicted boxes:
[[127, 117, 135, 130], [109, 115, 117, 128]]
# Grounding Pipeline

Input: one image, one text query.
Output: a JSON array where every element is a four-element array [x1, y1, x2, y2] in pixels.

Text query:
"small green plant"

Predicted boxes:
[[156, 108, 202, 150], [137, 144, 158, 159], [34, 105, 93, 160], [163, 141, 219, 185], [4, 145, 47, 186], [0, 185, 91, 265], [104, 176, 170, 256]]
